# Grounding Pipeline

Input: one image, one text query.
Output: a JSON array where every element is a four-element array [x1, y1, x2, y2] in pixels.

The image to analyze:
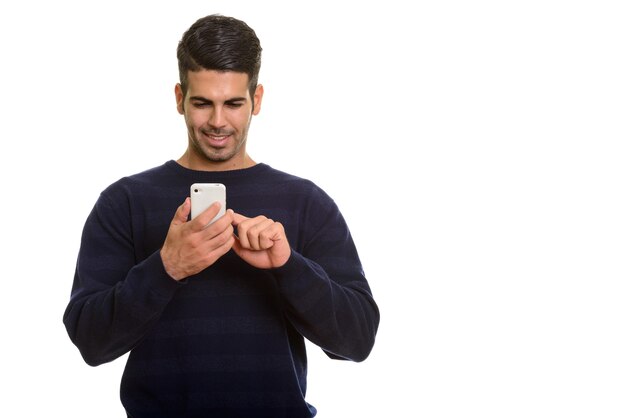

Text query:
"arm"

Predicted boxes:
[[63, 194, 234, 366], [63, 192, 180, 366], [231, 204, 379, 362], [273, 249, 379, 362]]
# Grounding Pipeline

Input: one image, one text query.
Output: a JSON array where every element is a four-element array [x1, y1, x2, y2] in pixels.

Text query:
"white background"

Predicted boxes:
[[1, 0, 625, 417]]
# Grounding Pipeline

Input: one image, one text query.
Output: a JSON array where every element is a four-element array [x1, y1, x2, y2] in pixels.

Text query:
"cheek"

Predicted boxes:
[[185, 111, 205, 130], [231, 111, 252, 130]]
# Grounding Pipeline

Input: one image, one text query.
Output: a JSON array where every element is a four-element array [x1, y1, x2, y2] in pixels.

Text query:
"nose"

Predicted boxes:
[[208, 106, 226, 129]]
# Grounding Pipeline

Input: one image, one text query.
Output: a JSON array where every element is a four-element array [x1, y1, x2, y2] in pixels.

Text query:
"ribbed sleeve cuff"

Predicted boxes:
[[270, 250, 308, 280], [270, 250, 327, 299]]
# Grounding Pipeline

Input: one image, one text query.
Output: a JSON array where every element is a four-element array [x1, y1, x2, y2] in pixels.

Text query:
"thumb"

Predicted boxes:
[[171, 197, 191, 226], [231, 235, 243, 255], [231, 212, 249, 226], [230, 235, 250, 260]]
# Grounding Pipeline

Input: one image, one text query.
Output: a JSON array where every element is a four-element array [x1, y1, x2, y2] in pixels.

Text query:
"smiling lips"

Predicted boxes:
[[202, 130, 233, 148]]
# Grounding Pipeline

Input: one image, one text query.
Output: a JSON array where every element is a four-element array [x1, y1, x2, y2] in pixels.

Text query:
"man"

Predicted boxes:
[[64, 14, 379, 418]]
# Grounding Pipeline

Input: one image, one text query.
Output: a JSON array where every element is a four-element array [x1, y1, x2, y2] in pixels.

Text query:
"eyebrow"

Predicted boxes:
[[189, 96, 248, 104]]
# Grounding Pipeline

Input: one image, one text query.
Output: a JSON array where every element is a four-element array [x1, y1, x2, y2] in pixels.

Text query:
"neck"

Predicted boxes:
[[176, 150, 256, 172]]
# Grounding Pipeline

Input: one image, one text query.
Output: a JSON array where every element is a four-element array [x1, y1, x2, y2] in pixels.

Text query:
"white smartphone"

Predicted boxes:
[[190, 183, 226, 224]]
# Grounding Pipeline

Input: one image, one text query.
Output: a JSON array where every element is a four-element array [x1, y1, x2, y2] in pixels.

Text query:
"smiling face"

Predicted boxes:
[[176, 70, 263, 171]]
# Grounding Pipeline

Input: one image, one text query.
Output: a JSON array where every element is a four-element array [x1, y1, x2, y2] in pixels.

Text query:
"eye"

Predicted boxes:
[[192, 102, 210, 108], [227, 102, 244, 109]]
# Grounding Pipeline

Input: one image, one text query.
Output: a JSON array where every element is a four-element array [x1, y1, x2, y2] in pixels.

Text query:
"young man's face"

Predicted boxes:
[[176, 70, 263, 169]]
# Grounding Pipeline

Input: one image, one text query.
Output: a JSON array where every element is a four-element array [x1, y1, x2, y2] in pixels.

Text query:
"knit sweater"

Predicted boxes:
[[63, 161, 379, 418]]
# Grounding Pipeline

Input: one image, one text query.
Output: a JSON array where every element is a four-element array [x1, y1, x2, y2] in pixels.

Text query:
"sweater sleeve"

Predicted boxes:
[[63, 191, 182, 366], [271, 194, 380, 362]]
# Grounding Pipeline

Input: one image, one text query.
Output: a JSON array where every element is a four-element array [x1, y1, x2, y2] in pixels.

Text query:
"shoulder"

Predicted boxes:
[[121, 161, 177, 187], [97, 161, 176, 208], [258, 165, 341, 222], [102, 161, 175, 192], [260, 165, 334, 203], [260, 165, 325, 193]]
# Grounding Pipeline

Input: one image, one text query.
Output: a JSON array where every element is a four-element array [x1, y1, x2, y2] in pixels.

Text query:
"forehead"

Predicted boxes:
[[186, 70, 251, 99]]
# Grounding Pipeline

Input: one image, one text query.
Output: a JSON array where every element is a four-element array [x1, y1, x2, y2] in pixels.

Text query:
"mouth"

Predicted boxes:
[[201, 130, 233, 148]]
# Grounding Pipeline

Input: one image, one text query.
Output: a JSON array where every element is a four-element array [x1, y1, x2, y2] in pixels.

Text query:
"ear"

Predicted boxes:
[[252, 84, 264, 116], [175, 83, 184, 115]]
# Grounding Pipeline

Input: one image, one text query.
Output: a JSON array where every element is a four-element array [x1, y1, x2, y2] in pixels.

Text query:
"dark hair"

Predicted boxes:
[[177, 14, 262, 98]]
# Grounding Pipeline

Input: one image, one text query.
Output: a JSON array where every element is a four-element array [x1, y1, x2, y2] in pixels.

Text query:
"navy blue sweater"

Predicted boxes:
[[63, 161, 379, 418]]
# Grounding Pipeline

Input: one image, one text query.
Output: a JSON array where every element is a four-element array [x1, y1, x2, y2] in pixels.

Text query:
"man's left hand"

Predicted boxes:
[[231, 213, 291, 269]]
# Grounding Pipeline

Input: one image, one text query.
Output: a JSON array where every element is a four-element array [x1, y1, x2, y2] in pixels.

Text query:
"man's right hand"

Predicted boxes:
[[160, 198, 235, 281]]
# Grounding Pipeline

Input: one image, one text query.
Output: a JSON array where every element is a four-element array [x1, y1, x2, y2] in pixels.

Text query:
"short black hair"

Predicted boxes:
[[177, 14, 262, 98]]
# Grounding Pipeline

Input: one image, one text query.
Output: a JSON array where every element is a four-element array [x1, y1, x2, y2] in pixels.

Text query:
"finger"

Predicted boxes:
[[231, 234, 255, 258], [231, 235, 244, 258], [190, 201, 222, 232], [205, 225, 235, 255], [236, 218, 251, 249], [201, 210, 234, 241], [247, 218, 275, 250], [189, 230, 235, 275], [236, 215, 267, 249], [231, 212, 249, 226], [211, 235, 236, 260], [171, 198, 191, 226], [258, 222, 280, 249]]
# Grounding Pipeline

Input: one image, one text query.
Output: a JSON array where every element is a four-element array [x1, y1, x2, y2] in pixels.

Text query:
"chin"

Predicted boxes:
[[204, 149, 237, 163]]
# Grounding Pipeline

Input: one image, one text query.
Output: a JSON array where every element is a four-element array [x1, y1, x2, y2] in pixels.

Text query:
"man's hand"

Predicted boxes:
[[160, 198, 235, 281], [231, 213, 291, 269]]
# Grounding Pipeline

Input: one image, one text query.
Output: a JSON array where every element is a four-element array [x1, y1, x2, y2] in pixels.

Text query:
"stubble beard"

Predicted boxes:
[[189, 128, 248, 163]]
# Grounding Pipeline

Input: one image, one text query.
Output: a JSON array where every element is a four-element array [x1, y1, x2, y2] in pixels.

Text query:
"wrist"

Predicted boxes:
[[160, 249, 186, 281]]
